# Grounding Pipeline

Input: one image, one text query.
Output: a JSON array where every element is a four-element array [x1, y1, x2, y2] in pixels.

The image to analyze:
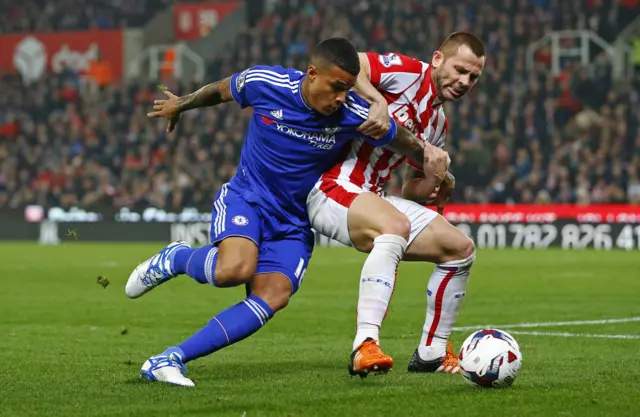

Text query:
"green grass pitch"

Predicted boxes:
[[1, 243, 639, 416]]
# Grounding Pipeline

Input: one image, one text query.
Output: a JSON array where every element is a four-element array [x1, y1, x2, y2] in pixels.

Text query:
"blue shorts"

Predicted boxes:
[[210, 183, 314, 294]]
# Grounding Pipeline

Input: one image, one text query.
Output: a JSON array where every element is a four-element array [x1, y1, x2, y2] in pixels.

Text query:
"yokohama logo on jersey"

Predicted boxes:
[[319, 52, 447, 196]]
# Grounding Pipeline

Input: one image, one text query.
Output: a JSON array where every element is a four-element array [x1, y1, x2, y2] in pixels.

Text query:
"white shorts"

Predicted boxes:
[[307, 180, 438, 247]]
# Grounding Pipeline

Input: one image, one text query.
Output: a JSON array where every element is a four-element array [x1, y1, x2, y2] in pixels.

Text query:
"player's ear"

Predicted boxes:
[[307, 65, 318, 81], [432, 50, 444, 69]]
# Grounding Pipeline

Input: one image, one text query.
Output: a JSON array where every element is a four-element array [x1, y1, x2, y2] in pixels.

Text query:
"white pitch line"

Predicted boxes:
[[505, 331, 640, 340], [453, 316, 640, 331]]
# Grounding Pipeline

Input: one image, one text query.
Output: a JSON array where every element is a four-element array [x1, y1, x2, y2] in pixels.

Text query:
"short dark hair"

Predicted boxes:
[[439, 31, 486, 58], [310, 37, 360, 76]]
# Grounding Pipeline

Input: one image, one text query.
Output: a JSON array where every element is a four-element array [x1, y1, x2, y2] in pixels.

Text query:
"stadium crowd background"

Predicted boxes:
[[1, 0, 639, 212]]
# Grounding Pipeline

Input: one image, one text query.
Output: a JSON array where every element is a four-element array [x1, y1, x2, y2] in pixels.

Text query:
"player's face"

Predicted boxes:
[[431, 45, 484, 102], [306, 64, 357, 115]]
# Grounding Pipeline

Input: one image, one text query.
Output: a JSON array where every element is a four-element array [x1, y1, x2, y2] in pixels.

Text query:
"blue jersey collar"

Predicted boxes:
[[296, 75, 313, 110]]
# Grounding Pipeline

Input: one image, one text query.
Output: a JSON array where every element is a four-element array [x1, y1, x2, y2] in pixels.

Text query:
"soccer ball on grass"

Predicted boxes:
[[458, 329, 522, 388]]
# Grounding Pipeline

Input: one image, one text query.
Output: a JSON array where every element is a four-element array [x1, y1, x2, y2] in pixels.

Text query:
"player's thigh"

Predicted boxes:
[[216, 238, 259, 284], [254, 232, 314, 297], [307, 185, 411, 252], [307, 185, 354, 247], [404, 215, 475, 263], [211, 184, 261, 283], [382, 195, 439, 246], [348, 192, 411, 251]]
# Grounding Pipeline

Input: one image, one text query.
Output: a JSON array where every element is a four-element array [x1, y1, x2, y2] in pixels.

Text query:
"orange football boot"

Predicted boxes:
[[347, 338, 394, 378]]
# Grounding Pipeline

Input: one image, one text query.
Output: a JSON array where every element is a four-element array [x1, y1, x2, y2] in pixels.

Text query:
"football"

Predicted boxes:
[[458, 329, 523, 388]]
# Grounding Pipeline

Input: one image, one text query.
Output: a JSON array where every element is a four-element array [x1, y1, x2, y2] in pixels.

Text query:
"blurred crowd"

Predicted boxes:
[[0, 0, 207, 32], [1, 0, 639, 211]]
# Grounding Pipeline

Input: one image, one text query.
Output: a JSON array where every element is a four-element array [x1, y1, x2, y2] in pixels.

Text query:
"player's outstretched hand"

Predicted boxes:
[[358, 100, 390, 139], [148, 90, 182, 133]]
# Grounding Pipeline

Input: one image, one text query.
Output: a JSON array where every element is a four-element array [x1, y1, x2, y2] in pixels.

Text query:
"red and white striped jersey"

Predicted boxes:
[[318, 52, 448, 198]]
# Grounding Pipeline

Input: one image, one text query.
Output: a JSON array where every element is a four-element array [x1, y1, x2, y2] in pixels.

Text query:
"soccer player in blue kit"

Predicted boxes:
[[126, 38, 442, 386]]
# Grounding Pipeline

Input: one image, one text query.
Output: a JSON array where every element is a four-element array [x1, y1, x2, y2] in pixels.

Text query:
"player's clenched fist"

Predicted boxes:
[[357, 100, 391, 139], [422, 143, 450, 186], [147, 89, 182, 133]]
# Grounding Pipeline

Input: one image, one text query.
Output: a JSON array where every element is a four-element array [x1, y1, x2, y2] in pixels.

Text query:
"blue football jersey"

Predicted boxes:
[[227, 65, 398, 228]]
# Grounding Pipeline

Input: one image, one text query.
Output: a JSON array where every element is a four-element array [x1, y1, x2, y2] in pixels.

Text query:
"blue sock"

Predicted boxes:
[[176, 294, 274, 363], [172, 245, 218, 285], [172, 248, 195, 274], [159, 346, 186, 362]]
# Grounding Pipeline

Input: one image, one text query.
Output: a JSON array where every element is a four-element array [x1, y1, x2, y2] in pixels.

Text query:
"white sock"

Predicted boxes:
[[418, 252, 476, 361], [353, 234, 408, 350]]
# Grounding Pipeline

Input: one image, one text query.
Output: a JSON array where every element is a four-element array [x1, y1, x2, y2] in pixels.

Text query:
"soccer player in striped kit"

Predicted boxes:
[[307, 32, 486, 376]]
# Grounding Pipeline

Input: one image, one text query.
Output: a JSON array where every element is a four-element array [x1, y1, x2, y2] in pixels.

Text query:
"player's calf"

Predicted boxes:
[[344, 193, 411, 352], [403, 216, 476, 367]]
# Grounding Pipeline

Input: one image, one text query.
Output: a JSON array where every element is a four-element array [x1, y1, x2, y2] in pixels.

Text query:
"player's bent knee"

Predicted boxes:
[[459, 235, 475, 260], [261, 290, 290, 312], [443, 234, 475, 263], [251, 273, 292, 312], [351, 212, 410, 252], [215, 260, 255, 286], [385, 213, 411, 241]]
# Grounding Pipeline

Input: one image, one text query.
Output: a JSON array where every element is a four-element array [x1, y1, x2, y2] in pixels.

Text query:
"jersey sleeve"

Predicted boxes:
[[229, 65, 277, 108], [365, 52, 424, 93], [343, 95, 397, 147]]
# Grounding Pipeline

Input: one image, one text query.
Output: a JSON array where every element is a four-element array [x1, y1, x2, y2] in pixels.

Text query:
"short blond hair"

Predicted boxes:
[[439, 31, 485, 58]]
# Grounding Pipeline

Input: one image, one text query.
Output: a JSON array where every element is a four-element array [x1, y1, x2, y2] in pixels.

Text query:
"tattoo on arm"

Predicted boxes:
[[385, 126, 424, 166], [176, 77, 233, 112]]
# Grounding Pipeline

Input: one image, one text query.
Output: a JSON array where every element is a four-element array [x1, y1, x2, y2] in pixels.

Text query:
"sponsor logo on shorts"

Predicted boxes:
[[232, 215, 249, 226]]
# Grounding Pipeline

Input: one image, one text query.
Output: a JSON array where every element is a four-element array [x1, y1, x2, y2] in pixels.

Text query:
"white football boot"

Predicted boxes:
[[125, 241, 191, 298], [141, 352, 195, 387]]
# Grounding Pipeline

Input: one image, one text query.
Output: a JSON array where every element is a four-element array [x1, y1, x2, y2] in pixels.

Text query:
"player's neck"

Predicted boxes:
[[431, 75, 445, 108], [300, 78, 314, 110]]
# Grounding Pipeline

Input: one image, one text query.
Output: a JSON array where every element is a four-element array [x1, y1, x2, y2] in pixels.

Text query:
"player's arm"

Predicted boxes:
[[386, 126, 449, 196], [353, 53, 383, 103], [384, 126, 425, 170], [175, 78, 234, 112], [354, 53, 390, 139], [148, 77, 234, 132], [149, 66, 266, 132]]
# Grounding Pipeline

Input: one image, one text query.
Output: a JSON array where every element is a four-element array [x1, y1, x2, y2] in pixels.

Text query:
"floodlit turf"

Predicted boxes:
[[1, 243, 639, 416]]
